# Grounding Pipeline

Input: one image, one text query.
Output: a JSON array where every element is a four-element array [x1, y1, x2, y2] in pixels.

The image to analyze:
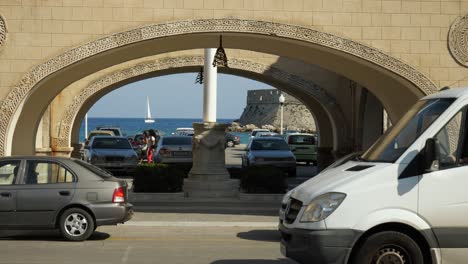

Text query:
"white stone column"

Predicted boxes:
[[203, 48, 217, 123]]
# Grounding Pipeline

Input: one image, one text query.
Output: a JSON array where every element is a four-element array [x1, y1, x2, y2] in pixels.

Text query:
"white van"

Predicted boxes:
[[280, 88, 468, 264]]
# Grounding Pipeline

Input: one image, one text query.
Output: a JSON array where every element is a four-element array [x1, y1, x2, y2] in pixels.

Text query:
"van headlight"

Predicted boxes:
[[281, 190, 293, 204], [300, 192, 346, 222]]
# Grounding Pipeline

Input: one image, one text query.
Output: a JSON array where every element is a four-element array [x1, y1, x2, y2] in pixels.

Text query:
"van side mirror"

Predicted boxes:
[[422, 138, 439, 172]]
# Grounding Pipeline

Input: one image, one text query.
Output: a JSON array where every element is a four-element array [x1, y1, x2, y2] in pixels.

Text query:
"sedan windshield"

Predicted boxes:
[[251, 139, 290, 151], [92, 138, 132, 149], [361, 98, 455, 162], [162, 137, 192, 145]]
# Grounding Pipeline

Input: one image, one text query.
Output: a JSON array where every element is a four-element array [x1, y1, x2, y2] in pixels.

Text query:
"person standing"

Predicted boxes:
[[147, 129, 157, 163]]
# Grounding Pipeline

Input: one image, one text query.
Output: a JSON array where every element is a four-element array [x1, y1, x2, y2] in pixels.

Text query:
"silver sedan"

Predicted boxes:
[[153, 136, 192, 165], [82, 136, 138, 174], [241, 137, 297, 177]]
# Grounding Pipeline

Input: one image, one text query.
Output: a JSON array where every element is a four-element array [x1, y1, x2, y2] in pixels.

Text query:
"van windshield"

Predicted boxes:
[[361, 98, 455, 163]]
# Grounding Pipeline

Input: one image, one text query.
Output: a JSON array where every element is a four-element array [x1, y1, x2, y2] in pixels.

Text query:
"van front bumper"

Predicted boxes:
[[279, 223, 361, 264]]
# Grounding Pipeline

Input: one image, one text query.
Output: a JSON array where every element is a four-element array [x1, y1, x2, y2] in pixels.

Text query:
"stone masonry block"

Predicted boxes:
[[441, 2, 459, 14], [132, 8, 153, 21], [410, 40, 430, 54], [351, 13, 371, 26], [371, 14, 391, 26], [382, 1, 401, 13], [203, 0, 223, 9], [410, 14, 430, 26], [304, 0, 322, 11], [92, 7, 113, 20], [143, 0, 163, 8], [164, 0, 183, 8], [382, 27, 401, 40], [284, 0, 303, 11], [421, 27, 440, 41], [421, 2, 440, 14], [363, 27, 382, 40], [391, 14, 410, 27], [263, 0, 283, 10], [224, 0, 244, 9], [184, 0, 203, 9], [401, 27, 421, 40], [390, 40, 410, 53], [63, 20, 83, 33]]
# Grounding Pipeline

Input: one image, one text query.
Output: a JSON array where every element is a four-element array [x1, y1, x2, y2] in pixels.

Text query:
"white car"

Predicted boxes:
[[250, 128, 270, 138], [280, 87, 468, 264], [173, 127, 194, 136]]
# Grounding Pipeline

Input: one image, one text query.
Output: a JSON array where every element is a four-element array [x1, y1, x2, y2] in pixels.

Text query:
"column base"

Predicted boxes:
[[184, 122, 239, 198]]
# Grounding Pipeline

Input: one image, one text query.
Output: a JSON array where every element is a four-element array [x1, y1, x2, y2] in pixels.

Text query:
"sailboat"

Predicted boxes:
[[144, 96, 155, 123]]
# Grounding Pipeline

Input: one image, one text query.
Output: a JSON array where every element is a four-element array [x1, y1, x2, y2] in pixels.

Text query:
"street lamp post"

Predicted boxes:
[[279, 93, 285, 135]]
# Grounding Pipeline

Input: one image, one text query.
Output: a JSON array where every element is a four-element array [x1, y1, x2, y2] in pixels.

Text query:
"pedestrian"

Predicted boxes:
[[140, 130, 149, 163], [147, 129, 157, 163]]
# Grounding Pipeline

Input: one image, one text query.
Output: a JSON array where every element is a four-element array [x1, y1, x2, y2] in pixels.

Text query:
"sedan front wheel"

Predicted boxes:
[[59, 208, 95, 242]]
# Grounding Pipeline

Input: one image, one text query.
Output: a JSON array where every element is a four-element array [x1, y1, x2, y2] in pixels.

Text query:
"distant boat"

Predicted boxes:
[[145, 96, 155, 123]]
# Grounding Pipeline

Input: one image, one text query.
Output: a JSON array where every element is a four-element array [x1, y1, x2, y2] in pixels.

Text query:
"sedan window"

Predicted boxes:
[[162, 137, 192, 145], [251, 140, 290, 151], [92, 138, 132, 149], [0, 161, 20, 185], [25, 161, 74, 184]]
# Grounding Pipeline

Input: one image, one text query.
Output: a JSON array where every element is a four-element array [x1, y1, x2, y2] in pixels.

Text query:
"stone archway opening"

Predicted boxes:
[[1, 19, 437, 158]]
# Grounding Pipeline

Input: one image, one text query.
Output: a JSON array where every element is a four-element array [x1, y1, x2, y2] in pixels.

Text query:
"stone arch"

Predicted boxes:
[[0, 18, 438, 156], [53, 56, 346, 152]]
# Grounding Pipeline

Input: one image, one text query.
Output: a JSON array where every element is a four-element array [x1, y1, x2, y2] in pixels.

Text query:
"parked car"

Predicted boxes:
[[173, 127, 194, 136], [242, 137, 296, 177], [82, 136, 138, 174], [97, 127, 123, 137], [153, 136, 193, 165], [256, 131, 280, 137], [84, 130, 115, 147], [284, 133, 317, 165], [279, 88, 468, 264], [225, 133, 240, 147], [0, 156, 133, 241], [250, 128, 270, 138]]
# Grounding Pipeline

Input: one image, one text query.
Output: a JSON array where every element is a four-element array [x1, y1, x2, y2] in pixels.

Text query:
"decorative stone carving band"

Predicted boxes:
[[56, 56, 346, 148], [0, 18, 437, 156], [0, 15, 6, 48], [449, 15, 468, 66]]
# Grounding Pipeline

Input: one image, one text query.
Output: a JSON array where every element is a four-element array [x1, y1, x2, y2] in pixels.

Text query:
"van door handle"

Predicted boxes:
[[0, 192, 11, 198], [59, 191, 70, 196]]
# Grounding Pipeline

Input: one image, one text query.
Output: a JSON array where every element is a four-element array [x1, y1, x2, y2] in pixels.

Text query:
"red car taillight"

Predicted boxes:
[[112, 187, 125, 203]]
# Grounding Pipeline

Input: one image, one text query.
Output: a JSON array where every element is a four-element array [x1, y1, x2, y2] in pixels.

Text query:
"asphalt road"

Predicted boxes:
[[0, 213, 297, 264]]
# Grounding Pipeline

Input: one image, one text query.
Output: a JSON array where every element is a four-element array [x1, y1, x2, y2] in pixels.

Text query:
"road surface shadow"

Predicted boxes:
[[0, 230, 110, 241], [237, 229, 281, 242], [212, 259, 296, 264]]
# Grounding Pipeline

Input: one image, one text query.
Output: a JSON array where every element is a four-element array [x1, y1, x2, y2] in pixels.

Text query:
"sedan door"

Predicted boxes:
[[0, 160, 22, 227], [16, 160, 76, 228]]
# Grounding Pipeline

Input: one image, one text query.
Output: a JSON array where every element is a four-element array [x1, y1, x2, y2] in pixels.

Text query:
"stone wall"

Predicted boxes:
[[238, 89, 316, 131]]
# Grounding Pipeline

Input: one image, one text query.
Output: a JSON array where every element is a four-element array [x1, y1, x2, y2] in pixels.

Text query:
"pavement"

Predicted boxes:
[[0, 212, 297, 264]]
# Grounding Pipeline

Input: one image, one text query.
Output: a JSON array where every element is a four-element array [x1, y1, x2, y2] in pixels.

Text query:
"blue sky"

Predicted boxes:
[[88, 73, 274, 119]]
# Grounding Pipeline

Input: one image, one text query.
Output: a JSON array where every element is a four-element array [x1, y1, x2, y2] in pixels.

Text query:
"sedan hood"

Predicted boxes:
[[251, 150, 294, 158], [290, 161, 392, 204]]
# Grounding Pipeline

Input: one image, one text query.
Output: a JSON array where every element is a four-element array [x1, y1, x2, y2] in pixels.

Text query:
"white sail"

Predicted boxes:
[[145, 96, 155, 123]]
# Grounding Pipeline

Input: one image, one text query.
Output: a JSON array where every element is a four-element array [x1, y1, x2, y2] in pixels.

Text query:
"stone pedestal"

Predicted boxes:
[[51, 147, 74, 157], [184, 122, 239, 198]]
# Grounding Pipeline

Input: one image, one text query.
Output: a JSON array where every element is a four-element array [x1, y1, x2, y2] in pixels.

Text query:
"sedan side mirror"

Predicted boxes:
[[422, 138, 439, 173]]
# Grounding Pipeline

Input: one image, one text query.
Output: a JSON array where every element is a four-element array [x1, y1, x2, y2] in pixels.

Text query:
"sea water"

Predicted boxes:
[[79, 117, 250, 144]]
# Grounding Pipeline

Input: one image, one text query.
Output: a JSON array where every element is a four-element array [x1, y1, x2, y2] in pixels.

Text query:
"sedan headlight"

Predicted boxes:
[[300, 192, 346, 222]]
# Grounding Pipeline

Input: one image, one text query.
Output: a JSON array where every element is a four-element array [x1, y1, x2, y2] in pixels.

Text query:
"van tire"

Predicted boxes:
[[59, 208, 95, 242], [351, 231, 424, 264]]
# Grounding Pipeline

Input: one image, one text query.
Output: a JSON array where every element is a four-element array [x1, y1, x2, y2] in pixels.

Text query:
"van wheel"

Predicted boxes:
[[59, 208, 95, 242], [351, 231, 424, 264]]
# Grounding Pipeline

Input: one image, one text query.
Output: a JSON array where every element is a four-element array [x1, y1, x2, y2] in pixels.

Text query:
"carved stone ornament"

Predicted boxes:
[[0, 18, 438, 156], [0, 15, 6, 48], [449, 15, 468, 66], [56, 56, 347, 148]]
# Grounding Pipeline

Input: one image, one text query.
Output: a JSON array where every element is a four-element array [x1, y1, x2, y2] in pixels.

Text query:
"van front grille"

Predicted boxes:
[[285, 198, 303, 224]]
